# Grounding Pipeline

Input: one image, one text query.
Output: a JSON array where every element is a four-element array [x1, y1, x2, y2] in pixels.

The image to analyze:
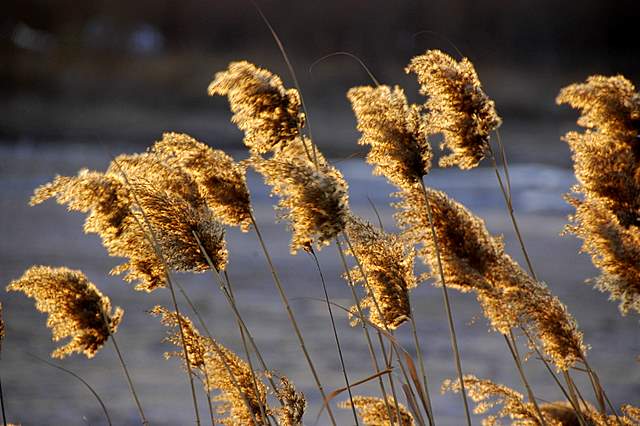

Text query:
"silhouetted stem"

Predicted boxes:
[[418, 179, 471, 426], [248, 212, 337, 425]]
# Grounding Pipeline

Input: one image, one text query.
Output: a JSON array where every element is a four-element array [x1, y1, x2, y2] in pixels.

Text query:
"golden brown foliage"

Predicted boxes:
[[339, 396, 414, 426], [406, 49, 501, 169], [208, 61, 305, 155], [251, 138, 350, 254], [443, 375, 550, 426], [272, 375, 306, 426], [344, 216, 417, 329], [151, 306, 268, 425], [32, 153, 228, 292], [348, 85, 432, 190], [7, 266, 122, 359], [558, 75, 640, 315], [395, 186, 585, 369], [153, 132, 253, 231]]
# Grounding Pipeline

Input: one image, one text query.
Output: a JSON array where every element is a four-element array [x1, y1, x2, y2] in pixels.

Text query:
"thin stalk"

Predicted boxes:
[[27, 353, 112, 426], [112, 158, 200, 426], [0, 370, 6, 426], [224, 271, 272, 426], [503, 333, 546, 426], [174, 280, 266, 426], [582, 357, 622, 424], [203, 373, 216, 426], [110, 334, 149, 425], [563, 372, 590, 426], [334, 239, 401, 424], [342, 233, 435, 425], [409, 307, 434, 423], [417, 179, 471, 426], [248, 212, 337, 425], [309, 250, 359, 425]]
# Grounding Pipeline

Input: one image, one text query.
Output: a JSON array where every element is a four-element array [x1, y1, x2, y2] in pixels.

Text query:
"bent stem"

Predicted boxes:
[[342, 232, 434, 426], [112, 158, 200, 426], [109, 333, 149, 425], [503, 332, 546, 426], [309, 249, 359, 425], [418, 178, 471, 426], [248, 212, 337, 425], [28, 353, 112, 426], [173, 279, 267, 426], [224, 271, 272, 425]]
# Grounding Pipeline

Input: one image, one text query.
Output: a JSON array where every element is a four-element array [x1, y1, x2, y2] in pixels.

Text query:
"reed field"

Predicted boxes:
[[1, 45, 639, 426]]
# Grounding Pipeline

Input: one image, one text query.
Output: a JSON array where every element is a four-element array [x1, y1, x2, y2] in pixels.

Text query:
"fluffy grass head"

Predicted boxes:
[[406, 49, 501, 169], [7, 266, 122, 359]]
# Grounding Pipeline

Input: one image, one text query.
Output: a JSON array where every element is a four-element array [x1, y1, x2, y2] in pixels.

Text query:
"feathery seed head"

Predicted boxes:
[[339, 396, 414, 426], [153, 132, 253, 231], [443, 375, 553, 426], [151, 306, 267, 425], [396, 186, 585, 369], [7, 266, 122, 359], [406, 50, 501, 169], [556, 75, 640, 138], [208, 61, 305, 155], [344, 216, 416, 329], [348, 85, 432, 189], [559, 75, 640, 315], [273, 375, 306, 426], [251, 138, 350, 254]]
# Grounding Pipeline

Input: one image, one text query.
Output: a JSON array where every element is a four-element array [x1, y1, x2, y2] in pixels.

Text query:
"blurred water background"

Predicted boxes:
[[1, 1, 639, 425]]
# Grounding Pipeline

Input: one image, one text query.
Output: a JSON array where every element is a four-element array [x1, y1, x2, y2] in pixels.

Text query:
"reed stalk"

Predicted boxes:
[[417, 179, 471, 426], [342, 232, 435, 425], [110, 333, 149, 425], [309, 249, 360, 425], [334, 239, 401, 424], [248, 212, 338, 425], [112, 158, 200, 426]]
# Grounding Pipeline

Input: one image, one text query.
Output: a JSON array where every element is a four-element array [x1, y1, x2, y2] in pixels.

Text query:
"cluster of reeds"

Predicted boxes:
[[2, 48, 639, 426]]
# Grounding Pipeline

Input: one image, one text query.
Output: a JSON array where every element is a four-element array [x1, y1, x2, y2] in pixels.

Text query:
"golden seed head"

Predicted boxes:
[[273, 375, 306, 426], [558, 75, 640, 316], [151, 306, 268, 425], [396, 186, 585, 369], [344, 216, 416, 330], [7, 266, 123, 359], [566, 197, 640, 315], [348, 85, 432, 189], [208, 61, 305, 155], [406, 50, 501, 169], [153, 132, 253, 231], [443, 375, 555, 426], [251, 138, 350, 254], [556, 75, 640, 138], [339, 396, 414, 426]]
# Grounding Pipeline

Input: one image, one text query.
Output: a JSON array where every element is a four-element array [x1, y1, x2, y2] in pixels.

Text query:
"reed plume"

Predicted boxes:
[[250, 138, 350, 254], [153, 132, 253, 231], [406, 49, 501, 169], [344, 216, 417, 329], [339, 396, 414, 426], [272, 375, 306, 426], [395, 186, 585, 370], [151, 306, 268, 425], [32, 152, 228, 292], [558, 75, 640, 314], [443, 375, 555, 426], [208, 61, 305, 155], [348, 85, 432, 190], [7, 266, 122, 359]]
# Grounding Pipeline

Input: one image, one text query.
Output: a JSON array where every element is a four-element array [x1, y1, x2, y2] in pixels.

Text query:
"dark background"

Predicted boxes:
[[2, 0, 640, 161]]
